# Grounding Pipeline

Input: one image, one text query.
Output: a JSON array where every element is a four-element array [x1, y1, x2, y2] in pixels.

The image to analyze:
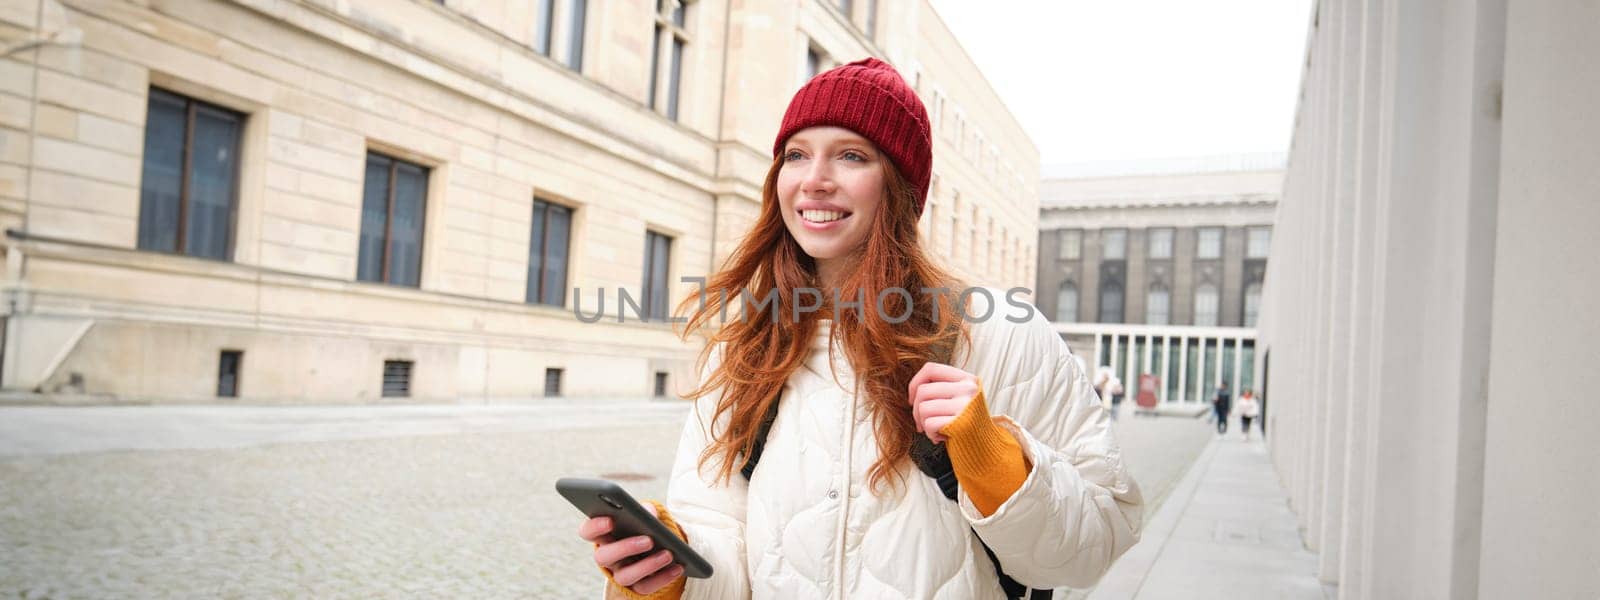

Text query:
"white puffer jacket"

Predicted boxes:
[[665, 290, 1143, 599]]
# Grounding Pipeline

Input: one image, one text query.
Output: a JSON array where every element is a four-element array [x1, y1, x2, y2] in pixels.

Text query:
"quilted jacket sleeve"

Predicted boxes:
[[955, 292, 1145, 589], [664, 348, 753, 599]]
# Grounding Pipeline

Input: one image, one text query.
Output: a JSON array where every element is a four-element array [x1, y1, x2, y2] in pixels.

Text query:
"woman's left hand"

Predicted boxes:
[[907, 362, 982, 444]]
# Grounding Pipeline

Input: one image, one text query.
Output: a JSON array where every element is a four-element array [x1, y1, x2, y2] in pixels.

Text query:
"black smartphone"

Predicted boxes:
[[556, 477, 714, 579]]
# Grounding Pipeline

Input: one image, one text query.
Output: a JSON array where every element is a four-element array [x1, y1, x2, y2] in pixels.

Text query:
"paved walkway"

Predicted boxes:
[[0, 406, 691, 598], [1088, 435, 1331, 600]]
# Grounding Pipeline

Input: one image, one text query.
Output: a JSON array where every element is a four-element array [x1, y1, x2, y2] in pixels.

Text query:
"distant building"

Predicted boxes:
[[1036, 153, 1282, 405]]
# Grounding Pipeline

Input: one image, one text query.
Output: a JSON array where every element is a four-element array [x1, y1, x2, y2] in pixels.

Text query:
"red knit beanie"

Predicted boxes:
[[773, 57, 933, 216]]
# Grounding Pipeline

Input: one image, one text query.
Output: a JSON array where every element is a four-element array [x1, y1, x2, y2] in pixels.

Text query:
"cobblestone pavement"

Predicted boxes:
[[0, 404, 1211, 599], [1, 403, 689, 599]]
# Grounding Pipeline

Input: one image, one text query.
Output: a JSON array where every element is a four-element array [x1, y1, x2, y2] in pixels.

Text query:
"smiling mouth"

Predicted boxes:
[[800, 209, 851, 223]]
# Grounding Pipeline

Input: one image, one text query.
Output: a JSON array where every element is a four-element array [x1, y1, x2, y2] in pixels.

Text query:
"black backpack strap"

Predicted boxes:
[[739, 396, 782, 480], [910, 436, 1052, 600]]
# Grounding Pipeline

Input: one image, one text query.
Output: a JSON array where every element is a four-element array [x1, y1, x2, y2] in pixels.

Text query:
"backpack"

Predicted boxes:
[[739, 398, 1053, 600]]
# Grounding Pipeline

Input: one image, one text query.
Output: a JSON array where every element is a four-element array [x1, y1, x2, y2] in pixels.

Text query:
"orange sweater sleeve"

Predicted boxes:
[[598, 500, 688, 600], [940, 385, 1033, 517]]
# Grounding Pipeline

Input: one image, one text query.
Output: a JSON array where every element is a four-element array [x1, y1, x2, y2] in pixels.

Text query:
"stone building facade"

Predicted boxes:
[[0, 0, 1038, 402], [1258, 0, 1599, 597]]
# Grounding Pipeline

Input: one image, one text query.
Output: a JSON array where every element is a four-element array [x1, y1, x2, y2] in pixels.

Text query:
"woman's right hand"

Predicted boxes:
[[578, 504, 686, 595]]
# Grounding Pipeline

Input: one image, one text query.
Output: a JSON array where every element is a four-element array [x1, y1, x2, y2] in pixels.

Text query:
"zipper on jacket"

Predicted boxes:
[[830, 381, 859, 600]]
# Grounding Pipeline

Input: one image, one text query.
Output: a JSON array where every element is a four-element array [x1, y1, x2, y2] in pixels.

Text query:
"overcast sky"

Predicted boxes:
[[925, 0, 1315, 167]]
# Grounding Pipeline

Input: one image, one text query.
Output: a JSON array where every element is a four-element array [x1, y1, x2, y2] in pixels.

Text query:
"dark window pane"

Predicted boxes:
[[1248, 227, 1272, 258], [671, 2, 684, 26], [1100, 283, 1124, 323], [667, 38, 683, 121], [645, 232, 671, 320], [1058, 230, 1080, 260], [567, 0, 587, 70], [534, 0, 554, 55], [654, 371, 668, 397], [186, 106, 241, 260], [388, 162, 427, 287], [866, 0, 877, 39], [1245, 283, 1263, 327], [542, 204, 571, 306], [642, 233, 656, 318], [1148, 227, 1173, 260], [1147, 286, 1171, 325], [648, 26, 662, 110], [358, 155, 391, 282], [652, 234, 667, 319], [527, 200, 547, 302], [1103, 229, 1127, 259], [138, 90, 244, 260], [1057, 282, 1077, 322], [1198, 227, 1223, 259], [138, 90, 186, 253], [1195, 284, 1220, 326]]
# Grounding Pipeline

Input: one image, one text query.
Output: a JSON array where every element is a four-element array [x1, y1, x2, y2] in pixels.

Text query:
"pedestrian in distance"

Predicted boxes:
[[1093, 367, 1119, 421], [1107, 376, 1125, 422], [1237, 389, 1260, 441], [1213, 381, 1232, 436], [573, 58, 1143, 599]]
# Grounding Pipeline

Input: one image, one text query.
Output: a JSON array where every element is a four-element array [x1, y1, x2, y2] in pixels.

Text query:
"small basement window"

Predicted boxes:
[[383, 360, 413, 397], [217, 350, 242, 397], [545, 367, 564, 397], [654, 371, 669, 397]]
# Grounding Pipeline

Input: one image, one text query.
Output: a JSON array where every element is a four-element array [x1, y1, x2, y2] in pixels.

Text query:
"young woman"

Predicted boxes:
[[1237, 389, 1260, 441], [576, 58, 1142, 599]]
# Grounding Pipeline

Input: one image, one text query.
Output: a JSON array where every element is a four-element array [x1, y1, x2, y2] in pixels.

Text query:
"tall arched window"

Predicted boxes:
[[1244, 283, 1263, 327], [1146, 284, 1170, 325], [1099, 281, 1124, 323], [1194, 283, 1219, 327], [1056, 281, 1078, 322]]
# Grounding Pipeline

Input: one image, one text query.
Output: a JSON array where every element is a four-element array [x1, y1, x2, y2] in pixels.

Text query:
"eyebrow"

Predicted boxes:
[[786, 137, 874, 153]]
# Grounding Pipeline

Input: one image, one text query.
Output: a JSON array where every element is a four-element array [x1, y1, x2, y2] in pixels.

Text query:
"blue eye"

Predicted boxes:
[[842, 151, 866, 162], [784, 150, 805, 161]]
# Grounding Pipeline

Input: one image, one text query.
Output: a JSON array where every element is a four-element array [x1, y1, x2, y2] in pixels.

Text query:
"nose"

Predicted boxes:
[[799, 157, 835, 196]]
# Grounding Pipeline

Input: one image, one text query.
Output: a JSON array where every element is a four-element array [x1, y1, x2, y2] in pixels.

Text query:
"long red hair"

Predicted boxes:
[[674, 154, 969, 495]]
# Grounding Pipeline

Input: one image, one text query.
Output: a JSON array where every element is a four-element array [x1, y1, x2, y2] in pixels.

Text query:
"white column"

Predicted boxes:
[[1178, 336, 1189, 403], [1195, 337, 1206, 405]]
